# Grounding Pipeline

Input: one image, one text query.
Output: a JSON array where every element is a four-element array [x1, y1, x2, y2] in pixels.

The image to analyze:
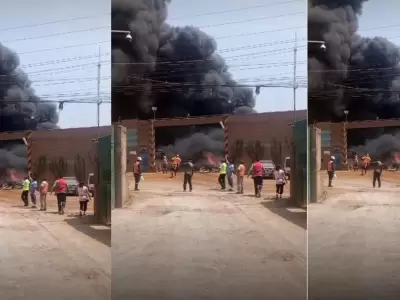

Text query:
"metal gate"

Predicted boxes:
[[96, 135, 111, 225], [291, 119, 307, 207]]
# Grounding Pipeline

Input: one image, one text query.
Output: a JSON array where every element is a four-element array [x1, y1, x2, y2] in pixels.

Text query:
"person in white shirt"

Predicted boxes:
[[77, 181, 91, 216], [274, 165, 286, 199]]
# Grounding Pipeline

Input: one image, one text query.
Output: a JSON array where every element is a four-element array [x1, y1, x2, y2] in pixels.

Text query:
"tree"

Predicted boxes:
[[49, 157, 68, 180], [229, 139, 244, 164], [246, 140, 265, 161], [33, 156, 47, 179], [74, 154, 86, 182]]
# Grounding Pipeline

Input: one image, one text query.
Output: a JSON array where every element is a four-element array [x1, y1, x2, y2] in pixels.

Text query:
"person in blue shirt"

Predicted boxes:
[[226, 160, 235, 191], [29, 176, 38, 209]]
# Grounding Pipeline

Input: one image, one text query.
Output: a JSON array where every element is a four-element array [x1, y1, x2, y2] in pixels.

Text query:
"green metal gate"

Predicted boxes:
[[292, 119, 307, 207], [97, 135, 111, 225]]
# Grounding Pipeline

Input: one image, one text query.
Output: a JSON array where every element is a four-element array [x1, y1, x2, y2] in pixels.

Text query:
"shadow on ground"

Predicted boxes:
[[260, 199, 307, 230], [64, 215, 111, 247]]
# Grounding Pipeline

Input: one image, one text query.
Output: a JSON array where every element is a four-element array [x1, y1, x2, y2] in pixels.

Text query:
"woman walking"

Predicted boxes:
[[274, 165, 286, 199], [77, 181, 91, 216]]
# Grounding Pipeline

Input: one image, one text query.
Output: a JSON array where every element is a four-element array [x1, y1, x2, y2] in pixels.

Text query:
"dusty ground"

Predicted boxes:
[[308, 170, 400, 300], [0, 190, 111, 300], [113, 172, 306, 300]]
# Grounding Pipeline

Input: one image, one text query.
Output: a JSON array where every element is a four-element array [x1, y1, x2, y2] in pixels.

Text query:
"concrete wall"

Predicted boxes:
[[0, 126, 112, 182], [118, 110, 307, 167], [309, 126, 322, 203]]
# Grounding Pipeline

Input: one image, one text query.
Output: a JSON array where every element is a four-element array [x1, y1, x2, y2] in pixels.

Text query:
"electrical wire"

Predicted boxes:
[[169, 0, 302, 20], [0, 13, 110, 32]]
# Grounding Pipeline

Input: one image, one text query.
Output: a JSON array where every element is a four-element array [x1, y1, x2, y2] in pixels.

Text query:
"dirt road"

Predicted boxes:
[[113, 172, 306, 300], [308, 171, 400, 300], [0, 190, 111, 300]]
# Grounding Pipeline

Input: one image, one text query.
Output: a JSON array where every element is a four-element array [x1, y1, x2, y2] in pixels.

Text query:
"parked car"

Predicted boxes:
[[260, 160, 275, 179], [88, 173, 95, 197], [64, 176, 79, 196], [284, 156, 291, 180]]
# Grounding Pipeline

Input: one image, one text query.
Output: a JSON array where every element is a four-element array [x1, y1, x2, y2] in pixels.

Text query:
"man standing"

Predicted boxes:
[[182, 159, 194, 192], [226, 160, 235, 191], [133, 157, 142, 191], [52, 177, 67, 215], [171, 154, 181, 178], [248, 159, 264, 198], [372, 158, 383, 188], [218, 159, 227, 190], [361, 153, 371, 175], [161, 153, 168, 174], [39, 178, 49, 211], [21, 176, 30, 207], [236, 161, 246, 194], [29, 176, 38, 208], [327, 156, 335, 187]]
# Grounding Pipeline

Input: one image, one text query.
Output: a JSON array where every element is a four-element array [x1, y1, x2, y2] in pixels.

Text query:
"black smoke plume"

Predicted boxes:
[[350, 132, 400, 164], [111, 0, 256, 150], [308, 0, 400, 127], [0, 43, 59, 172]]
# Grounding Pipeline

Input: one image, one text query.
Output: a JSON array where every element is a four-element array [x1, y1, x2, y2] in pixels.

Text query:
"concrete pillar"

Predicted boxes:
[[148, 120, 156, 172], [341, 122, 348, 169], [114, 125, 127, 208], [309, 126, 322, 203]]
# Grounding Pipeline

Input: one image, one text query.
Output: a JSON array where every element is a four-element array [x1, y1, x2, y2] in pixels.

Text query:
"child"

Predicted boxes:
[[77, 181, 91, 216]]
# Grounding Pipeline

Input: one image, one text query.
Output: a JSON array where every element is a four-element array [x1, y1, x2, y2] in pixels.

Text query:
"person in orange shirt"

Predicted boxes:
[[361, 154, 371, 175], [236, 161, 246, 194], [39, 178, 49, 211], [171, 154, 181, 178]]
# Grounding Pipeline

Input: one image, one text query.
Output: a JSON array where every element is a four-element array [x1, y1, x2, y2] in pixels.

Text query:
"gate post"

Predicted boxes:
[[223, 116, 229, 159], [341, 122, 348, 170], [148, 119, 156, 172], [26, 130, 33, 176]]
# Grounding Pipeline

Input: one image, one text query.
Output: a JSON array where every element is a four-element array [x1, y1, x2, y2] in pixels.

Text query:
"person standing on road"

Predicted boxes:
[[182, 159, 194, 192], [236, 161, 246, 194], [133, 157, 142, 191], [218, 159, 227, 189], [52, 177, 67, 215], [353, 153, 359, 171], [39, 178, 49, 211], [361, 153, 371, 175], [274, 165, 286, 199], [171, 154, 181, 178], [161, 154, 168, 174], [327, 156, 336, 187], [29, 176, 38, 208], [227, 160, 235, 191], [372, 158, 383, 188], [248, 159, 264, 198], [77, 181, 91, 216], [21, 176, 30, 206]]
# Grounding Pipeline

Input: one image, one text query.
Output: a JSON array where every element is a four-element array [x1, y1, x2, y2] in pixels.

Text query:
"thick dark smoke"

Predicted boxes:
[[112, 0, 256, 151], [308, 0, 400, 125], [350, 132, 400, 163], [0, 43, 59, 171]]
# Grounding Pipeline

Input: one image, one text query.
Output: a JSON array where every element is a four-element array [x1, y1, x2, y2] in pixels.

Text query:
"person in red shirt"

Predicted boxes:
[[248, 159, 265, 198], [52, 177, 67, 214]]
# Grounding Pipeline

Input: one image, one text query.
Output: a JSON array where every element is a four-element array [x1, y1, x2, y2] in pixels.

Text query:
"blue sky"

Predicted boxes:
[[1, 0, 111, 129], [358, 1, 400, 44], [167, 0, 307, 114]]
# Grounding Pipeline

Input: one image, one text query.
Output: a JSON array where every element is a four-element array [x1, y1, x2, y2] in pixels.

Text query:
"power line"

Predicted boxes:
[[0, 13, 110, 32], [3, 26, 110, 43], [199, 12, 304, 29], [18, 41, 110, 55], [170, 0, 302, 20]]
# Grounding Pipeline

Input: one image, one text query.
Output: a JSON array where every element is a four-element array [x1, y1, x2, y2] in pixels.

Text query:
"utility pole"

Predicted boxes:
[[293, 32, 298, 124], [97, 47, 102, 137]]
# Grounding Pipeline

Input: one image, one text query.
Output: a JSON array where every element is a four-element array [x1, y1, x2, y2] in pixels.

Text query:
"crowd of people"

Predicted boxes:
[[20, 175, 92, 216], [133, 154, 288, 199], [327, 153, 384, 188]]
